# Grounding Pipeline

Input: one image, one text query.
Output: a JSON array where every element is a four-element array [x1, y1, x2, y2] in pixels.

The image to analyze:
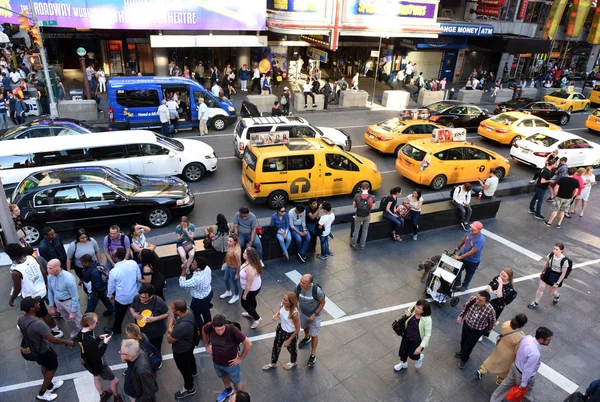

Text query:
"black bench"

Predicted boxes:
[[350, 197, 501, 242]]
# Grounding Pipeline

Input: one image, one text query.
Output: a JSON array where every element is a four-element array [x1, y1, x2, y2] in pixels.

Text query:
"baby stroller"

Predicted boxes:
[[424, 251, 463, 306]]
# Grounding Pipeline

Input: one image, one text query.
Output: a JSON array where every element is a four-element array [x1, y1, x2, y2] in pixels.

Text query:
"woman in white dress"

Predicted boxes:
[[97, 69, 106, 93], [571, 166, 596, 217]]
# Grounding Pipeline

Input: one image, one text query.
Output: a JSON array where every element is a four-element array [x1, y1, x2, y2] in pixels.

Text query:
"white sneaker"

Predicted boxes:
[[49, 380, 64, 391], [220, 291, 232, 299], [251, 317, 263, 329], [478, 336, 484, 342], [229, 295, 240, 304], [415, 354, 424, 369], [393, 362, 408, 371], [36, 391, 58, 401]]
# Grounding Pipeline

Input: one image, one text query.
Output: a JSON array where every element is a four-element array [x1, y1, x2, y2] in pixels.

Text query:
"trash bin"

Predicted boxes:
[[447, 88, 456, 100], [509, 84, 522, 99], [69, 89, 84, 100]]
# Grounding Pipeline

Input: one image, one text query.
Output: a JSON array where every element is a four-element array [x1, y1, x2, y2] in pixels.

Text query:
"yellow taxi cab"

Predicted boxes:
[[242, 135, 382, 209], [544, 90, 591, 113], [364, 117, 445, 156], [585, 108, 600, 132], [589, 84, 600, 106], [477, 111, 560, 146], [395, 128, 510, 190]]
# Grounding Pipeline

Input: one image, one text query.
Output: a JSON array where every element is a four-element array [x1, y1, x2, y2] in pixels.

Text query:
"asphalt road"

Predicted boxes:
[[52, 108, 600, 244]]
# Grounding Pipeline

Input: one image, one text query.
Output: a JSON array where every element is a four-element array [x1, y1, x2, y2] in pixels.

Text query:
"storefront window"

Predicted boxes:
[[108, 40, 124, 75], [136, 44, 154, 75]]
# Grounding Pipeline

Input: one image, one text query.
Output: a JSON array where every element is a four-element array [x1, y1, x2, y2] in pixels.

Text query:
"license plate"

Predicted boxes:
[[521, 149, 530, 155], [369, 134, 375, 139], [247, 178, 253, 186], [486, 127, 492, 132]]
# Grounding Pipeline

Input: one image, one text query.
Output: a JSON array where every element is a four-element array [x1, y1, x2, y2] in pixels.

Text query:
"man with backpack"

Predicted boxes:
[[103, 225, 131, 269], [351, 182, 376, 250], [296, 274, 326, 367], [528, 243, 572, 309], [280, 87, 290, 114], [167, 299, 198, 399], [19, 296, 74, 401], [202, 314, 253, 402], [120, 339, 159, 402], [322, 78, 332, 110], [81, 254, 114, 316]]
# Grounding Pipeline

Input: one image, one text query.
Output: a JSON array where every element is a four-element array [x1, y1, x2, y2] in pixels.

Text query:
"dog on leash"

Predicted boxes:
[[418, 255, 441, 281]]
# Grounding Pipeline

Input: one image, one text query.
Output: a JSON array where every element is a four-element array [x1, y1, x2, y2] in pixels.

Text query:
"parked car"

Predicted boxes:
[[11, 166, 195, 245], [510, 130, 600, 169], [493, 99, 570, 126], [585, 108, 600, 132], [363, 118, 445, 156], [543, 90, 591, 113], [0, 118, 102, 140], [427, 101, 490, 130], [478, 112, 560, 146]]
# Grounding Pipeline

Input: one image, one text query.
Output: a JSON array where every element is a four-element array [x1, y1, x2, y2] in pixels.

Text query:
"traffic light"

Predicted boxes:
[[18, 10, 30, 31], [30, 26, 41, 48]]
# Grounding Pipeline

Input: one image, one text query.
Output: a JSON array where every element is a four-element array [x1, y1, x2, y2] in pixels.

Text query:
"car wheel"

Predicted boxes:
[[495, 167, 506, 179], [430, 174, 447, 190], [394, 144, 405, 158], [267, 191, 288, 210], [146, 207, 172, 228], [22, 223, 42, 246], [444, 121, 455, 128], [510, 136, 522, 147], [211, 116, 226, 131], [567, 106, 573, 114], [584, 103, 590, 112], [351, 181, 371, 196], [559, 115, 569, 126], [182, 163, 206, 182]]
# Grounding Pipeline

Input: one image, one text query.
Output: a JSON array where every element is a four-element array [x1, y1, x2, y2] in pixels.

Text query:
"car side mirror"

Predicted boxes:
[[114, 194, 123, 202], [482, 109, 489, 114], [169, 151, 176, 157]]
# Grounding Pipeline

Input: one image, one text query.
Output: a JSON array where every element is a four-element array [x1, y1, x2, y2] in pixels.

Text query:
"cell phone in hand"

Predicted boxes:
[[103, 331, 113, 338]]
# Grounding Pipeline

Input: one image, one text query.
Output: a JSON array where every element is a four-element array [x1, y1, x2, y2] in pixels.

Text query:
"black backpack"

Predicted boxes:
[[205, 321, 243, 349], [378, 195, 393, 212], [356, 194, 372, 217], [19, 321, 41, 361], [140, 340, 162, 372], [295, 283, 323, 302], [548, 253, 573, 280]]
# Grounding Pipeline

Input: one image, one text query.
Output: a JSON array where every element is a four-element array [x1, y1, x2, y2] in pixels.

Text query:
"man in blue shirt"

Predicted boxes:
[[106, 248, 141, 334], [39, 227, 67, 269], [47, 259, 83, 339], [453, 221, 486, 290]]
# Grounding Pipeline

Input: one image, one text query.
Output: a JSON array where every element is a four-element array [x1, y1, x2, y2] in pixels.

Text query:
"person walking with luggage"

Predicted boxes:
[[18, 296, 74, 401], [130, 284, 169, 354], [179, 257, 213, 328], [489, 327, 553, 402], [455, 291, 496, 369], [202, 314, 253, 402], [296, 274, 326, 367], [351, 182, 376, 250], [75, 313, 123, 402], [477, 314, 527, 384], [487, 267, 517, 323], [262, 291, 301, 371], [47, 259, 83, 339], [394, 299, 432, 372], [239, 247, 263, 329], [120, 339, 159, 402], [528, 243, 571, 309], [167, 299, 198, 399], [453, 221, 486, 291]]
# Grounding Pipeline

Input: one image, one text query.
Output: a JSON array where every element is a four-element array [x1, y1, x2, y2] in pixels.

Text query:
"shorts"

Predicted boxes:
[[36, 347, 58, 371], [90, 361, 115, 381], [213, 363, 242, 384], [35, 298, 49, 319], [541, 270, 562, 287], [552, 197, 571, 213], [299, 310, 322, 337]]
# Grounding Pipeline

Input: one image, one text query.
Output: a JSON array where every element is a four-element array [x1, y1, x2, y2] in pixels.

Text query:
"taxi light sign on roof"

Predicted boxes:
[[431, 128, 467, 143], [400, 108, 431, 121]]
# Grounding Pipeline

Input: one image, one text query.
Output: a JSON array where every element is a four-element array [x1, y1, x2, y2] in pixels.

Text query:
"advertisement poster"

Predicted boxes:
[[267, 0, 326, 13], [0, 0, 266, 30], [268, 46, 288, 75], [250, 131, 289, 146], [347, 0, 437, 19], [431, 128, 467, 142]]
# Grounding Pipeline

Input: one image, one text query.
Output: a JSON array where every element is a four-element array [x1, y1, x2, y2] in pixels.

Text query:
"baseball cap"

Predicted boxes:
[[470, 221, 483, 230], [20, 296, 41, 312], [283, 86, 289, 91]]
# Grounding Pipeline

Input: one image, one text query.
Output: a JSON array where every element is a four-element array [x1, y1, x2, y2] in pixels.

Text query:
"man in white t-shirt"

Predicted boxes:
[[157, 100, 170, 137], [6, 243, 64, 338], [303, 82, 316, 108], [197, 97, 209, 136], [316, 202, 335, 260], [473, 168, 499, 198]]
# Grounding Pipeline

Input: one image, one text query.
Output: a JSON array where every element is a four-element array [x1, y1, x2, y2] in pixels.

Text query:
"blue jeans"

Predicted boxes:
[[213, 363, 242, 384], [161, 121, 169, 137], [457, 260, 480, 289], [238, 233, 263, 259], [0, 113, 7, 130], [291, 225, 311, 255], [529, 187, 546, 217], [405, 210, 420, 235], [223, 266, 239, 295], [276, 230, 292, 255], [86, 289, 115, 314], [452, 201, 472, 224], [384, 212, 404, 234], [319, 235, 331, 256]]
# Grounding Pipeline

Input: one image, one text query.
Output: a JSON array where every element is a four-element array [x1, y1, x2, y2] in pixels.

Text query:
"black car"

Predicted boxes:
[[12, 166, 194, 245], [493, 98, 571, 126], [0, 118, 103, 140], [427, 101, 490, 130]]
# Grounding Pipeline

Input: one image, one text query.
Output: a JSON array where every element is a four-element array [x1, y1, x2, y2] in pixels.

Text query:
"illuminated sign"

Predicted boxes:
[[267, 0, 325, 13], [439, 23, 494, 36], [347, 0, 437, 19]]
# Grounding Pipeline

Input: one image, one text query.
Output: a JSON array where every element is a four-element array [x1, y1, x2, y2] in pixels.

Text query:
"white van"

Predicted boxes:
[[0, 131, 217, 187]]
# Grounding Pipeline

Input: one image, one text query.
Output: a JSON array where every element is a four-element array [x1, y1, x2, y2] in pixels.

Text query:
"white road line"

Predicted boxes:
[[564, 128, 588, 131], [180, 133, 234, 139], [73, 375, 99, 402], [380, 170, 397, 174], [336, 124, 369, 129], [481, 229, 544, 261], [192, 188, 243, 195], [487, 330, 578, 394], [219, 156, 239, 160], [285, 270, 347, 319]]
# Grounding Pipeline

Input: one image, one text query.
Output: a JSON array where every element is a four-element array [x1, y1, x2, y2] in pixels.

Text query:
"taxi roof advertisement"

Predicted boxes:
[[0, 0, 267, 30]]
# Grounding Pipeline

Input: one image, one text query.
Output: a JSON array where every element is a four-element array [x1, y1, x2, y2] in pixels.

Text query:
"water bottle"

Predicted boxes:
[[478, 192, 482, 199]]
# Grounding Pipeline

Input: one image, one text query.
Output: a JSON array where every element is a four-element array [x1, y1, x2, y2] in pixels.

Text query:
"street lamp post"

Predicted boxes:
[[77, 47, 92, 100], [371, 36, 383, 106]]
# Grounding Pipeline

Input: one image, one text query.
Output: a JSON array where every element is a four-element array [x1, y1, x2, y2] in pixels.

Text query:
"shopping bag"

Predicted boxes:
[[506, 386, 528, 402]]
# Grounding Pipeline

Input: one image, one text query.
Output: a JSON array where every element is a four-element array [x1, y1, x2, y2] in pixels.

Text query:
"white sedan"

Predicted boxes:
[[510, 130, 600, 169]]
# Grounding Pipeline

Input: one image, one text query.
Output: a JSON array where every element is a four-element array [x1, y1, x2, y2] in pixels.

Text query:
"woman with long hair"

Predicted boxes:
[[179, 256, 213, 328], [571, 166, 596, 217], [263, 291, 300, 370], [204, 213, 231, 253], [66, 228, 103, 284], [9, 203, 29, 246], [176, 216, 196, 273], [477, 314, 527, 384], [405, 188, 423, 241], [138, 249, 165, 300], [394, 299, 432, 372], [487, 268, 517, 323], [238, 247, 263, 329], [220, 234, 242, 304], [383, 187, 403, 242]]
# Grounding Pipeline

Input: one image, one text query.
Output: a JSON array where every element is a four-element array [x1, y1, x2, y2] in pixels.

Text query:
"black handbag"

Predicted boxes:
[[392, 314, 409, 336]]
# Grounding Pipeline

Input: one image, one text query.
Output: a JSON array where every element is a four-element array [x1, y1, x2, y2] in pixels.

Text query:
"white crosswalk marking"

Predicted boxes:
[[481, 229, 544, 261], [73, 375, 99, 402], [285, 270, 347, 319]]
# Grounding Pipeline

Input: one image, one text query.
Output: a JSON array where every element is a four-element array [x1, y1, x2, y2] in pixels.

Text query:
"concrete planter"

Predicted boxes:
[[457, 89, 483, 104], [520, 87, 538, 98], [494, 89, 513, 103], [245, 94, 278, 115], [293, 92, 324, 111], [417, 90, 444, 107], [382, 90, 411, 109], [339, 90, 369, 107], [58, 100, 98, 121]]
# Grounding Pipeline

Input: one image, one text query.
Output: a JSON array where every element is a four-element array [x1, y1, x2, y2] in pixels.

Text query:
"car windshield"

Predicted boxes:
[[156, 134, 184, 151], [593, 109, 600, 117], [549, 91, 570, 99], [377, 118, 405, 132], [490, 114, 518, 125], [401, 144, 427, 161], [236, 120, 246, 138], [1, 126, 23, 139], [428, 102, 454, 113], [346, 152, 364, 165], [243, 148, 257, 170], [525, 133, 560, 148]]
